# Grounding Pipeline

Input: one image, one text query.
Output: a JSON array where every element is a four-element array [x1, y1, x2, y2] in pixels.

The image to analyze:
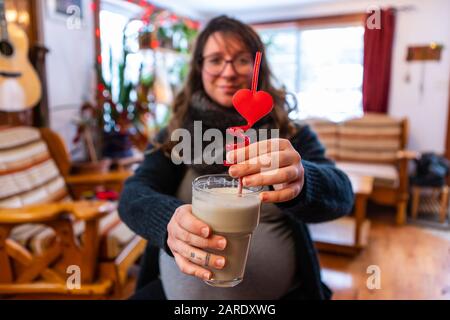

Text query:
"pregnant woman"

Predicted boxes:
[[119, 15, 354, 300]]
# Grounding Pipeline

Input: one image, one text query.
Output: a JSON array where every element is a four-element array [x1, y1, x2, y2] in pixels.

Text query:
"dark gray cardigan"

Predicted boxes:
[[118, 124, 354, 299]]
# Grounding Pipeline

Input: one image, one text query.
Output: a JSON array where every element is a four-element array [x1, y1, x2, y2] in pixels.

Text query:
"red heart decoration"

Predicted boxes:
[[232, 89, 274, 130]]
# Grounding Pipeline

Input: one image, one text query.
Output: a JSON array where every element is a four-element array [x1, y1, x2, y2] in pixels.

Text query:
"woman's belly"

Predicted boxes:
[[159, 220, 297, 300]]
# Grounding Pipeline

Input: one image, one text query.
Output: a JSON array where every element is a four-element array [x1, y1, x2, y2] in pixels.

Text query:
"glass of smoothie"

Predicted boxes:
[[192, 174, 262, 287]]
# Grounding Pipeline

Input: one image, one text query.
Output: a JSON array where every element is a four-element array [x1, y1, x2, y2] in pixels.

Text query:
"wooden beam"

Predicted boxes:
[[446, 70, 450, 161], [28, 0, 39, 45], [252, 12, 366, 29], [0, 280, 113, 295], [16, 242, 62, 283], [0, 227, 13, 283], [94, 0, 102, 107], [445, 70, 450, 185]]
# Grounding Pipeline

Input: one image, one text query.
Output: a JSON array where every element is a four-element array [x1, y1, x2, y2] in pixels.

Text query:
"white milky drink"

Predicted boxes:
[[192, 175, 262, 287]]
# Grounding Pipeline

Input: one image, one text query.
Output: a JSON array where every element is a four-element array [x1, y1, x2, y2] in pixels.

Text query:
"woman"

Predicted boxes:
[[119, 15, 353, 300]]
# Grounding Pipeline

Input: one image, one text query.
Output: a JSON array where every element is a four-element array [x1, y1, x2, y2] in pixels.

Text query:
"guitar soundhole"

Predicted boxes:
[[0, 40, 14, 56]]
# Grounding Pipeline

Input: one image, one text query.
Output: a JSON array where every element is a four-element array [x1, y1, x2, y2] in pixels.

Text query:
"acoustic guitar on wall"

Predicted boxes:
[[0, 0, 42, 111]]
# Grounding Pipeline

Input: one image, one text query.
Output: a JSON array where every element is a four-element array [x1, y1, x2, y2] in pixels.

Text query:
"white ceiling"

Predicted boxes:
[[148, 0, 346, 20]]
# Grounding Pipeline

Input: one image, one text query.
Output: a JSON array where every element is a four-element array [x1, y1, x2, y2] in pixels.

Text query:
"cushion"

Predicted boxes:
[[336, 161, 399, 188], [0, 126, 72, 255], [337, 114, 403, 163], [9, 208, 137, 259], [0, 126, 42, 150], [303, 118, 338, 159], [103, 218, 137, 259], [0, 127, 69, 206]]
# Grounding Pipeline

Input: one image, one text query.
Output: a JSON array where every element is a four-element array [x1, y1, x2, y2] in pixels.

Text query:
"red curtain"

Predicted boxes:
[[362, 8, 396, 114]]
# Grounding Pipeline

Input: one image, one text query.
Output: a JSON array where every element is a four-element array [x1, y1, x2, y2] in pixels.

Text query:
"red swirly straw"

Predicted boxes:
[[224, 52, 263, 196]]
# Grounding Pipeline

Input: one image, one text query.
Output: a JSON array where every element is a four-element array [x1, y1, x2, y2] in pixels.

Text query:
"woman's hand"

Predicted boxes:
[[167, 204, 227, 280], [227, 138, 305, 203]]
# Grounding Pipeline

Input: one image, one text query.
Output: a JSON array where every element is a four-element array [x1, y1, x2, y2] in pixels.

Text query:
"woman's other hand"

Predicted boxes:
[[166, 204, 227, 280]]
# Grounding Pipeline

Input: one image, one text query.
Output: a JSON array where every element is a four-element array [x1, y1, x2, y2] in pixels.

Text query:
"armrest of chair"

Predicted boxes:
[[0, 201, 115, 224], [65, 171, 133, 200], [397, 150, 420, 161], [65, 171, 132, 186], [395, 149, 419, 195]]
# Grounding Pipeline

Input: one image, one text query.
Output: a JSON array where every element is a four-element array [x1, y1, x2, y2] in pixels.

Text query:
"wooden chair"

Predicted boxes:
[[306, 114, 417, 225], [0, 126, 146, 298]]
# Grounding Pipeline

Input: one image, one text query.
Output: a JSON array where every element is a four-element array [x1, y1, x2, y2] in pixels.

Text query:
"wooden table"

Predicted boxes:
[[65, 171, 133, 199], [308, 174, 374, 255]]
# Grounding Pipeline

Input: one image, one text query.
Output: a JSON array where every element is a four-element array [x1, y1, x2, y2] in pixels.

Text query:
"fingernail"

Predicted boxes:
[[243, 177, 251, 186], [201, 227, 209, 238], [215, 258, 225, 268], [260, 193, 266, 202], [229, 167, 237, 177], [217, 239, 226, 250], [203, 272, 211, 280]]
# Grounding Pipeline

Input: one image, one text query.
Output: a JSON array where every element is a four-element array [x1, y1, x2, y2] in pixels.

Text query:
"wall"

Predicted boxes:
[[38, 0, 95, 158], [230, 0, 450, 154]]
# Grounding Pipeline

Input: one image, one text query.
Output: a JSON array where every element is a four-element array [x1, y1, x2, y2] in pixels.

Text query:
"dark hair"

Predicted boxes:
[[155, 15, 297, 155]]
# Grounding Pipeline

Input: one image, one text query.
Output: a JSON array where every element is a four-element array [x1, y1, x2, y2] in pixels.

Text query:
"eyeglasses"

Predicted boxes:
[[201, 53, 254, 76]]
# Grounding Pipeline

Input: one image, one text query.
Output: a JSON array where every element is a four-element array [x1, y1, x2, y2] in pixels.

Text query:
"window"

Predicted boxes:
[[258, 22, 364, 122], [99, 1, 144, 103], [99, 0, 190, 131]]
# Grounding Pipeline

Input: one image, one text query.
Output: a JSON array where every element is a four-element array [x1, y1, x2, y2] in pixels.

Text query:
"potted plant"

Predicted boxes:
[[98, 35, 142, 159], [72, 102, 112, 174], [89, 11, 199, 161]]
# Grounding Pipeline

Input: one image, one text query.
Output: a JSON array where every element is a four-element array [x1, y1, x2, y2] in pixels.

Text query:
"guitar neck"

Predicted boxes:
[[0, 0, 9, 41]]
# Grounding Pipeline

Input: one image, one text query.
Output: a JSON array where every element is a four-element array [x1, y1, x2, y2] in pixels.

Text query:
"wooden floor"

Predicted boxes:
[[4, 206, 449, 300], [319, 207, 450, 300], [118, 205, 450, 300]]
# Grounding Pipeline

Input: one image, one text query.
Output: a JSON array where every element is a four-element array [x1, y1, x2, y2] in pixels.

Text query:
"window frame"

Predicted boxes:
[[252, 13, 365, 30]]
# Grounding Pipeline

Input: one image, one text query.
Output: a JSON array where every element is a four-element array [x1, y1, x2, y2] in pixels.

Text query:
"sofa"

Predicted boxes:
[[305, 113, 416, 225]]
